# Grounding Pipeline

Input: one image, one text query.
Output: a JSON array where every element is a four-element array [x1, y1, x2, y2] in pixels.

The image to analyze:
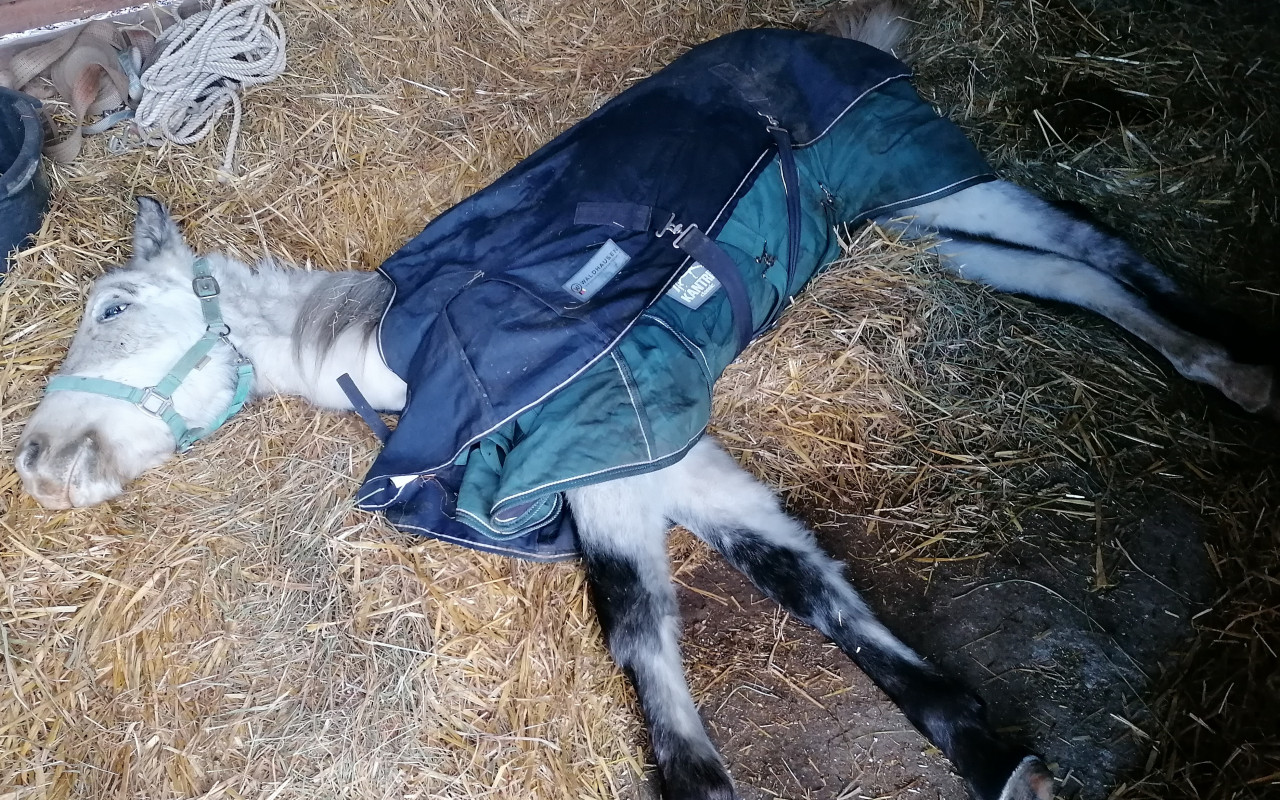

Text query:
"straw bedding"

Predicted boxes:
[[1, 0, 1276, 798]]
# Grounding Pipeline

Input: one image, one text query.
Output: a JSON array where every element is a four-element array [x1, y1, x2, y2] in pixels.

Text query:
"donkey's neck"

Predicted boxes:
[[206, 254, 407, 411]]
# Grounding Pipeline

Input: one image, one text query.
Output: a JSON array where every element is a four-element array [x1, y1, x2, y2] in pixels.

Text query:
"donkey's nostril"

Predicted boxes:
[[16, 435, 46, 472]]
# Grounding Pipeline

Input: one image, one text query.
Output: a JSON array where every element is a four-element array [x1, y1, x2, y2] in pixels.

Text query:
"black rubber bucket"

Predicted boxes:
[[0, 87, 50, 278]]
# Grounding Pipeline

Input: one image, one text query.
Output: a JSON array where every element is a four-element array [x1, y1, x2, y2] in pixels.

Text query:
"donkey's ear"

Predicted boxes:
[[132, 197, 188, 263]]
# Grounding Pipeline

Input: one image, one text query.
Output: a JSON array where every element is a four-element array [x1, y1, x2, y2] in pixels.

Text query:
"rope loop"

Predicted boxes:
[[135, 0, 286, 174], [0, 0, 285, 170]]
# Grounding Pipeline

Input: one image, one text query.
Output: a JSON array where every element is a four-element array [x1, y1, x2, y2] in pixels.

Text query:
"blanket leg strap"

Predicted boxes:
[[767, 124, 802, 316], [337, 373, 392, 442], [707, 62, 805, 327]]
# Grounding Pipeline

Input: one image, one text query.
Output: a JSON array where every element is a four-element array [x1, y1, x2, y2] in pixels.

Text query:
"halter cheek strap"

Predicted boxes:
[[44, 257, 256, 452]]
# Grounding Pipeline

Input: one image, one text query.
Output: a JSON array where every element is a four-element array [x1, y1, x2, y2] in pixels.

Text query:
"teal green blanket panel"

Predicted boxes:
[[451, 79, 991, 540]]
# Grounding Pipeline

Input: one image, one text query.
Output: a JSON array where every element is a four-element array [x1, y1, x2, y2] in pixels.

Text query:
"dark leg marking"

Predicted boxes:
[[697, 525, 1037, 800]]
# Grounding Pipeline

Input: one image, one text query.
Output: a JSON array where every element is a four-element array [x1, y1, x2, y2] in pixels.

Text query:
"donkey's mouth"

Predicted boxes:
[[16, 430, 120, 509], [21, 453, 85, 510], [26, 479, 76, 510]]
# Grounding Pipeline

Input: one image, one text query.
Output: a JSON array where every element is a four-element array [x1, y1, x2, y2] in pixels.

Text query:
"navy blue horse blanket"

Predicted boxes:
[[355, 28, 992, 560]]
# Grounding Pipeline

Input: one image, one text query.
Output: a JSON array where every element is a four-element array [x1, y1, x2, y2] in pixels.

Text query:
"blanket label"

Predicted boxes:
[[666, 263, 721, 309], [563, 240, 630, 301]]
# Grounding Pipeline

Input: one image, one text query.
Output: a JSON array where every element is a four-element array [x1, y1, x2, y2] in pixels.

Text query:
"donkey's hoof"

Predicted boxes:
[[1215, 361, 1275, 415], [996, 755, 1055, 800], [661, 752, 737, 800]]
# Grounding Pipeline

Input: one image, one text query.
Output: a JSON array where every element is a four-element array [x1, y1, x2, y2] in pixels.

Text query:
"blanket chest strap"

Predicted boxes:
[[574, 201, 756, 351]]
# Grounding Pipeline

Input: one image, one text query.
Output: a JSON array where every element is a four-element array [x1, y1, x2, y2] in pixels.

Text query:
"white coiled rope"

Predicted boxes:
[[134, 0, 286, 175]]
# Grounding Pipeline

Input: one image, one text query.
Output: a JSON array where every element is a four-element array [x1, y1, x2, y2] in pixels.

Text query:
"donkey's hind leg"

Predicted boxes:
[[567, 478, 734, 800], [892, 179, 1181, 299], [901, 232, 1275, 414], [880, 185, 1277, 416], [660, 439, 1054, 800]]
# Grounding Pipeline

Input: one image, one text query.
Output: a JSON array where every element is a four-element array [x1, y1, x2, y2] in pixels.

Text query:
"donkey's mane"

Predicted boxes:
[[291, 269, 393, 367]]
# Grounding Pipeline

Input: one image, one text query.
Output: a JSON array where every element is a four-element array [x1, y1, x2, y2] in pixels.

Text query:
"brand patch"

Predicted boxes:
[[666, 263, 721, 309], [563, 239, 631, 301]]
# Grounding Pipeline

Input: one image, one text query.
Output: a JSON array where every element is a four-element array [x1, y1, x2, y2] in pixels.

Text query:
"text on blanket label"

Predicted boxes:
[[666, 263, 721, 309], [563, 239, 631, 301]]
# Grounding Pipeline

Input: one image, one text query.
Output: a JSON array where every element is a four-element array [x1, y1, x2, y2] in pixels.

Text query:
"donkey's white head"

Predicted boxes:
[[16, 199, 252, 509]]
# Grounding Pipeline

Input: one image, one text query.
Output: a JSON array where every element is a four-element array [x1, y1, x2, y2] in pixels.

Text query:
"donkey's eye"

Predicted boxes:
[[98, 303, 131, 321]]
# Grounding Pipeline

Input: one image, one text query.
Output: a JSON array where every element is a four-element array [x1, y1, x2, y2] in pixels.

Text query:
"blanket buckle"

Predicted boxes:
[[657, 212, 699, 249], [656, 212, 684, 239]]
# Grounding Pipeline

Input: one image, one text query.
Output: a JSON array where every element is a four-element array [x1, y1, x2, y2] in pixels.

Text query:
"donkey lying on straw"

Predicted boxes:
[[16, 9, 1277, 800]]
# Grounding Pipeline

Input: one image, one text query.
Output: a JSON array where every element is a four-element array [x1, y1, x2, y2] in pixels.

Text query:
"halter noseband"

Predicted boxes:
[[44, 257, 255, 452]]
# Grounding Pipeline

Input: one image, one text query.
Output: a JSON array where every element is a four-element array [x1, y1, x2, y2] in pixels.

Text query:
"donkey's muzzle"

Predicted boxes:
[[15, 430, 110, 509]]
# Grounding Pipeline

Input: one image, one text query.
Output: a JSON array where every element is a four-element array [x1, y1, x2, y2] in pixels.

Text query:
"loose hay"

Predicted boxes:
[[1, 1, 1277, 799]]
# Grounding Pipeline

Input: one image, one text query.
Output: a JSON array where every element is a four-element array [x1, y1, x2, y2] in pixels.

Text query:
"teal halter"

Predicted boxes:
[[45, 257, 255, 452]]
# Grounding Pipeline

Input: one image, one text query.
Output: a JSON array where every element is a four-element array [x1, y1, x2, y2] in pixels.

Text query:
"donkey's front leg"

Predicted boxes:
[[661, 440, 1054, 800], [568, 480, 735, 800]]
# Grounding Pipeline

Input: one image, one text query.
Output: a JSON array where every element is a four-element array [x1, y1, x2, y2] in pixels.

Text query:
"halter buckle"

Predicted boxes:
[[192, 274, 221, 299], [138, 387, 173, 417]]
